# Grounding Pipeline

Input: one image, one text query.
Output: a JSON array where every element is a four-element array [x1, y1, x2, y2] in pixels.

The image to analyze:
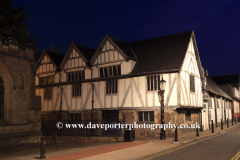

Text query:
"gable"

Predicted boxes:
[[93, 40, 125, 65], [181, 38, 200, 77], [36, 54, 56, 74], [62, 48, 86, 70]]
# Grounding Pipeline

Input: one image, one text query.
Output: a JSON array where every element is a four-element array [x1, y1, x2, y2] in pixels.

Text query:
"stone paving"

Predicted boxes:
[[0, 142, 120, 160], [0, 122, 238, 160]]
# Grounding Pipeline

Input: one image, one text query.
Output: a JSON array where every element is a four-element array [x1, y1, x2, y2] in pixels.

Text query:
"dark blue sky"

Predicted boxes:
[[15, 0, 240, 76]]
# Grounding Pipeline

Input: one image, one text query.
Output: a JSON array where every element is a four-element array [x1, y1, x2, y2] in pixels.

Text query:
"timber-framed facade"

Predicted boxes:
[[36, 31, 228, 138]]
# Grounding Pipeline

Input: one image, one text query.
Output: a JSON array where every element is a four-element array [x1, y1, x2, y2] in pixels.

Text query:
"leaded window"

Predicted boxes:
[[190, 75, 195, 92], [67, 71, 85, 82], [99, 65, 121, 94], [147, 75, 160, 91], [69, 113, 81, 123], [72, 83, 81, 97], [138, 111, 154, 122], [40, 76, 54, 100], [99, 65, 121, 78]]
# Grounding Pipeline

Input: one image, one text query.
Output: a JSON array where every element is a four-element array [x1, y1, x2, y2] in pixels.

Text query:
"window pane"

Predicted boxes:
[[76, 84, 79, 96], [75, 72, 79, 81], [147, 76, 150, 91], [68, 73, 71, 82], [40, 77, 47, 85], [144, 112, 148, 121], [139, 112, 143, 121], [190, 75, 195, 92], [72, 72, 75, 81], [112, 80, 114, 94], [104, 67, 108, 77], [100, 68, 104, 78], [109, 67, 113, 76], [48, 76, 54, 84], [117, 65, 121, 75], [154, 75, 157, 90], [115, 80, 118, 94], [113, 66, 117, 76], [151, 76, 153, 91], [150, 112, 154, 121], [79, 71, 82, 80]]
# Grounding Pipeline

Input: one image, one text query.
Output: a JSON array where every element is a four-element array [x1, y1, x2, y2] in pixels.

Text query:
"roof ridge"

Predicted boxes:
[[45, 49, 64, 55], [129, 30, 193, 44], [211, 73, 239, 77], [72, 42, 95, 50], [105, 33, 126, 43]]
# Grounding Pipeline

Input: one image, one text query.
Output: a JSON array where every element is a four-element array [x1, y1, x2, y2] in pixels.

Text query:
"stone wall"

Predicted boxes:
[[0, 41, 40, 124], [0, 41, 42, 148], [41, 108, 201, 139]]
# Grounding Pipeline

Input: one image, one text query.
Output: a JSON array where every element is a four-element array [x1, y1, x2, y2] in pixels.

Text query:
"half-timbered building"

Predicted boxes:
[[202, 72, 232, 131], [36, 31, 206, 138], [211, 74, 240, 121]]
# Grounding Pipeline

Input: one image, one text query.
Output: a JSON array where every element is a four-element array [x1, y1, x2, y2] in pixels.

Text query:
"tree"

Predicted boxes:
[[0, 0, 39, 56]]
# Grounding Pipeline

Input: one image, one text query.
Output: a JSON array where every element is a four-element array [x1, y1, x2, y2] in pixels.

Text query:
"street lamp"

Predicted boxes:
[[158, 77, 166, 140]]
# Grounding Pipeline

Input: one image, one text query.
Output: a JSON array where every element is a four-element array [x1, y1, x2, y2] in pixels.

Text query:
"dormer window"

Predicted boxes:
[[67, 71, 85, 82], [99, 65, 121, 78]]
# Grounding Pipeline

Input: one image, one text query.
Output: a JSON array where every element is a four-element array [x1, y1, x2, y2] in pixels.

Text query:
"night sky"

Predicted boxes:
[[14, 0, 240, 76]]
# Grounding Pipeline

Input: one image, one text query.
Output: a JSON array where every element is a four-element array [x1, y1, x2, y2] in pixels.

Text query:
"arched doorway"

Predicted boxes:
[[0, 76, 4, 119], [0, 59, 14, 122]]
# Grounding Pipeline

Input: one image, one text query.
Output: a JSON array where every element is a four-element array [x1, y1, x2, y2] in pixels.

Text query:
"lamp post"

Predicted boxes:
[[158, 77, 166, 140]]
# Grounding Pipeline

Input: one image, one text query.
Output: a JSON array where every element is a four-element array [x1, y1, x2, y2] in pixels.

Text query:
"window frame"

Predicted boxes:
[[190, 75, 195, 93], [44, 87, 52, 100], [69, 113, 82, 123], [39, 75, 55, 85], [106, 79, 118, 95], [138, 111, 154, 122], [185, 110, 191, 121], [40, 75, 54, 100], [67, 70, 85, 82], [147, 75, 160, 91], [72, 83, 81, 97], [99, 65, 121, 95], [99, 65, 121, 78]]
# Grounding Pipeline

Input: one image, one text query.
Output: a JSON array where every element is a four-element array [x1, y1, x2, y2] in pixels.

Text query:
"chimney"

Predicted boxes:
[[51, 45, 55, 50]]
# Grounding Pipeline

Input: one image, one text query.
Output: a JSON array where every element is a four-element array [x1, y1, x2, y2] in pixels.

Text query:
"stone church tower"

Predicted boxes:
[[0, 41, 41, 148]]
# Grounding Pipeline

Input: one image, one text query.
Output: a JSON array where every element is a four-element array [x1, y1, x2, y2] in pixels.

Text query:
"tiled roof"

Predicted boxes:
[[206, 76, 232, 100], [210, 74, 239, 87], [72, 42, 95, 62], [129, 31, 193, 74], [106, 34, 136, 61], [220, 84, 240, 101], [45, 49, 65, 67]]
